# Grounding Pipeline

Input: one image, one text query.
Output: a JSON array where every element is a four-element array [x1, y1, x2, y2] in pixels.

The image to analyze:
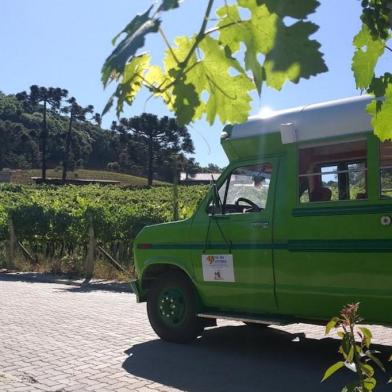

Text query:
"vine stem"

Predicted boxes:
[[350, 323, 365, 390], [180, 0, 215, 69], [206, 21, 242, 35], [159, 27, 180, 65], [153, 0, 215, 96]]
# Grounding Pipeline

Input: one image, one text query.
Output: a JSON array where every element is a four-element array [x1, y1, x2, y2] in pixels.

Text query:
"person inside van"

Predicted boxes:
[[253, 174, 265, 188], [309, 186, 332, 202]]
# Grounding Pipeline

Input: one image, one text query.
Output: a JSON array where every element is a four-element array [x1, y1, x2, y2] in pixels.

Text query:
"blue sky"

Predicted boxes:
[[0, 0, 369, 167]]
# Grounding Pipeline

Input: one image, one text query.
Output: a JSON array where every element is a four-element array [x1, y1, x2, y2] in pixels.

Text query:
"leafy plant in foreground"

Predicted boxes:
[[102, 0, 327, 125], [103, 0, 392, 141], [322, 303, 387, 391], [352, 0, 392, 142]]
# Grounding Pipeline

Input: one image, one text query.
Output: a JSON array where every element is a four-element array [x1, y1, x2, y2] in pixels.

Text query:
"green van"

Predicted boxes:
[[131, 96, 392, 343]]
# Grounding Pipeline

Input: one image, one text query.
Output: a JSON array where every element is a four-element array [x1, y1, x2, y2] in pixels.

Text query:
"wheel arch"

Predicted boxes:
[[140, 260, 196, 294]]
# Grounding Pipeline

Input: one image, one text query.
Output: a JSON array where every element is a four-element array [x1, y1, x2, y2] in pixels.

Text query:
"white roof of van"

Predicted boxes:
[[229, 95, 373, 143]]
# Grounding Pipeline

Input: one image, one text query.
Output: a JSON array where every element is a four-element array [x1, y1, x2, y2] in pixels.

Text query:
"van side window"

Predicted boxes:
[[210, 163, 272, 214], [380, 141, 392, 198], [299, 140, 367, 203]]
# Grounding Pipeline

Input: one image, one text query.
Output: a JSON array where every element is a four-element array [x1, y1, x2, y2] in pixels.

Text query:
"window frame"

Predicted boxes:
[[296, 136, 369, 206], [379, 140, 392, 199]]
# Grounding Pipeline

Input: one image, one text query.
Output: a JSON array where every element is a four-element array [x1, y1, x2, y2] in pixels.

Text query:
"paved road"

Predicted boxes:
[[1, 274, 392, 392]]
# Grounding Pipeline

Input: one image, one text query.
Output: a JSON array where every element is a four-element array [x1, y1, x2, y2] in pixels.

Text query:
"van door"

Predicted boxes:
[[190, 160, 278, 315]]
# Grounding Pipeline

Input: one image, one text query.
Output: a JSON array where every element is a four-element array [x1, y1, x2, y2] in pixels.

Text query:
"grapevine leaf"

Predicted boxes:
[[363, 377, 376, 391], [102, 7, 159, 87], [359, 326, 372, 348], [219, 2, 278, 54], [217, 3, 276, 94], [368, 73, 392, 97], [367, 84, 392, 141], [102, 96, 114, 117], [197, 36, 253, 124], [340, 334, 351, 359], [162, 35, 253, 125], [111, 6, 153, 45], [162, 36, 202, 124], [144, 65, 174, 105], [158, 0, 181, 12], [102, 0, 327, 123], [171, 71, 201, 126], [263, 0, 320, 19], [264, 20, 328, 90], [352, 24, 385, 89], [365, 350, 386, 372], [325, 317, 339, 334], [103, 53, 151, 116], [361, 363, 375, 378], [321, 361, 345, 382]]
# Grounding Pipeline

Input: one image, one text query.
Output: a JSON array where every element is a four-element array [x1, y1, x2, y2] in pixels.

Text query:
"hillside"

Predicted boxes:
[[0, 92, 200, 185]]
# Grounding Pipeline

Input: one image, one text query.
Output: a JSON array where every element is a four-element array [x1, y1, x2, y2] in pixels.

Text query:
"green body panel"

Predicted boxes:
[[134, 219, 195, 284], [133, 130, 392, 325]]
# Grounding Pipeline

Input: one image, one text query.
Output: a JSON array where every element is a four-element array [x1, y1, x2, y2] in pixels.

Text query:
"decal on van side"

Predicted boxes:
[[202, 254, 235, 282]]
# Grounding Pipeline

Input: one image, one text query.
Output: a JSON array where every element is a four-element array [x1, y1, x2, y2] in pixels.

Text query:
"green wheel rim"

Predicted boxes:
[[158, 287, 186, 327]]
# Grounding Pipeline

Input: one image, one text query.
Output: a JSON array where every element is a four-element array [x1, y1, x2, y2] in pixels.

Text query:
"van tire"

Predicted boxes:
[[147, 271, 204, 343]]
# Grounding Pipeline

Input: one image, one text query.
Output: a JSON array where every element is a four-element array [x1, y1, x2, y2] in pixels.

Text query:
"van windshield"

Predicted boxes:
[[211, 163, 272, 214]]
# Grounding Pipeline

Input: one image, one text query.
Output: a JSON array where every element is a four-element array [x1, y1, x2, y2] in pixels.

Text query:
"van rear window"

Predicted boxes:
[[299, 140, 367, 203], [380, 141, 392, 198]]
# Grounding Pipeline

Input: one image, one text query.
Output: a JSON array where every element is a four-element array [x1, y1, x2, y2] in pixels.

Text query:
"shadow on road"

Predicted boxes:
[[123, 325, 392, 392], [0, 272, 132, 293]]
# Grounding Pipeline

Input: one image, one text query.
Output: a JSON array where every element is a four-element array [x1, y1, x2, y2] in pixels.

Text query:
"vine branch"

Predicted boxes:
[[206, 21, 242, 35], [159, 27, 180, 65], [176, 0, 215, 71]]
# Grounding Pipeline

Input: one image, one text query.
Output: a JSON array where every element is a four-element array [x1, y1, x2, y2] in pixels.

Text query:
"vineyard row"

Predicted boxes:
[[0, 184, 208, 269]]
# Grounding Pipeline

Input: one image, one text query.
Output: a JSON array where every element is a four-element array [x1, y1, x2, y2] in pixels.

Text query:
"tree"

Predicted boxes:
[[112, 113, 194, 185], [61, 97, 94, 181], [102, 0, 392, 141], [205, 163, 222, 173], [180, 157, 201, 179], [0, 92, 198, 179], [16, 85, 68, 180], [92, 112, 102, 127], [0, 120, 39, 170]]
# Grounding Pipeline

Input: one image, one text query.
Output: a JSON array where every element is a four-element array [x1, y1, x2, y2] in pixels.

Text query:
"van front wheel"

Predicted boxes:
[[147, 271, 204, 343]]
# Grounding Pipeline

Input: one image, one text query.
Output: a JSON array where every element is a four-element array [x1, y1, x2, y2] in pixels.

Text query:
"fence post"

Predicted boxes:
[[6, 217, 16, 268], [84, 217, 96, 283]]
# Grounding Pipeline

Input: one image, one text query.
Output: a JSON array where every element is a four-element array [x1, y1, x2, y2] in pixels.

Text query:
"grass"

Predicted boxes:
[[1, 255, 133, 282], [20, 169, 169, 186]]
